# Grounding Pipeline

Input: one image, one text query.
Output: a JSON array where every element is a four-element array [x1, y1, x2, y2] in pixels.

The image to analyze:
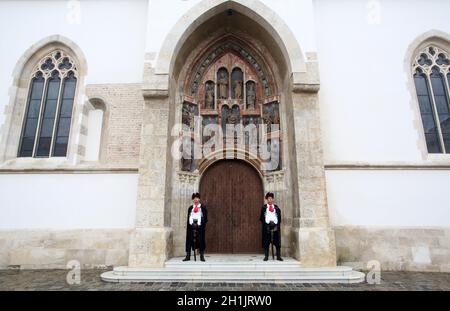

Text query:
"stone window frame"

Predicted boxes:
[[406, 30, 450, 161], [413, 46, 450, 154], [18, 50, 79, 158], [0, 35, 88, 168]]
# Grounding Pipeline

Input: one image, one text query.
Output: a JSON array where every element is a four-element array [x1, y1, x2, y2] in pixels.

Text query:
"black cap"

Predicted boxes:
[[265, 192, 274, 199]]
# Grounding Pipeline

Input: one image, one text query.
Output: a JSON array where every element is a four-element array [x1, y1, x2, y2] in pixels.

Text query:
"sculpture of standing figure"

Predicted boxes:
[[247, 82, 256, 110], [218, 70, 228, 99], [182, 105, 195, 130], [234, 80, 243, 99], [205, 82, 215, 109]]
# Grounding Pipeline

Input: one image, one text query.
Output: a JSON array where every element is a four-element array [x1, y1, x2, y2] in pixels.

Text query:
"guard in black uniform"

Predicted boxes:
[[183, 192, 208, 262], [260, 192, 283, 261]]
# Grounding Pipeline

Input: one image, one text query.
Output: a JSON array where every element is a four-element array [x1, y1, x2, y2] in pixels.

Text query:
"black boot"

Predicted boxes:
[[200, 252, 205, 262], [276, 248, 283, 261], [263, 248, 269, 261], [182, 253, 191, 262]]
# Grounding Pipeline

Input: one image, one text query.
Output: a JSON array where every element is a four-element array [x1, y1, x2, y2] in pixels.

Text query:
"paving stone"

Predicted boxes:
[[0, 269, 449, 291]]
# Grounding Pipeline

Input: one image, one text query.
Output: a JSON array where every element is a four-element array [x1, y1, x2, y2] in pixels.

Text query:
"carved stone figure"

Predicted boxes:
[[182, 104, 196, 130], [181, 138, 194, 172], [263, 102, 280, 132], [273, 109, 280, 125], [218, 71, 228, 99], [205, 83, 215, 109], [247, 82, 256, 109], [243, 116, 260, 147], [263, 112, 272, 128], [234, 80, 243, 99]]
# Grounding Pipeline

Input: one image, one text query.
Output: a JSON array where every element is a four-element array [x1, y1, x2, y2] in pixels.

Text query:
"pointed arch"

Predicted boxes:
[[405, 30, 450, 156], [0, 35, 87, 163], [12, 34, 87, 79], [155, 0, 306, 80]]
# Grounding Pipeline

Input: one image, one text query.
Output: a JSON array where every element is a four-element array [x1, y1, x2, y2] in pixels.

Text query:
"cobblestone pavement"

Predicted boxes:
[[0, 269, 449, 291]]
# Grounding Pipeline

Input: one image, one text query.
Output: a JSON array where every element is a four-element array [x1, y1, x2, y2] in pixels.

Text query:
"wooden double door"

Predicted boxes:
[[199, 160, 263, 253]]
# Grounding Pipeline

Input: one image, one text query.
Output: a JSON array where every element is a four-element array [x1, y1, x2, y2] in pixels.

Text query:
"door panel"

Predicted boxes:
[[200, 160, 263, 253]]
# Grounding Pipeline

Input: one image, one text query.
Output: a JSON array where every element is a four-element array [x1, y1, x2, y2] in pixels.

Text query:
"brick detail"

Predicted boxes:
[[85, 84, 144, 166]]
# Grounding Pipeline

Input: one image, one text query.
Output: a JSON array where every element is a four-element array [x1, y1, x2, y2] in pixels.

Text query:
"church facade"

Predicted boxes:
[[0, 0, 449, 272]]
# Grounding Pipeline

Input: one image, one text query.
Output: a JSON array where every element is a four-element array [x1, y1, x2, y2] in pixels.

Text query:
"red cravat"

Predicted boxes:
[[194, 204, 199, 213], [269, 204, 274, 212]]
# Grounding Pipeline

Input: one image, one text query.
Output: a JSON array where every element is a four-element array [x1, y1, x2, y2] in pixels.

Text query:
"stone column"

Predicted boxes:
[[290, 65, 337, 267], [128, 71, 173, 268]]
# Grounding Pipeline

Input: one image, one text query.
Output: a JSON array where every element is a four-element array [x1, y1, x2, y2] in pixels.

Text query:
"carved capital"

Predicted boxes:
[[142, 89, 169, 99], [178, 171, 199, 184], [143, 72, 169, 99], [292, 83, 321, 94]]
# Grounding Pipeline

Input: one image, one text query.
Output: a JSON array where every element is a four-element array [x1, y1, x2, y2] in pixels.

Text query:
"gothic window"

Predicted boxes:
[[19, 72, 45, 157], [414, 68, 441, 153], [413, 46, 450, 154], [18, 51, 78, 158]]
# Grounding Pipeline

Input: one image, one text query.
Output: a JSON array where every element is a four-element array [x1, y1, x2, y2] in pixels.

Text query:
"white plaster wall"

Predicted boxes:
[[326, 170, 450, 227], [0, 0, 148, 127], [0, 174, 138, 229], [1, 0, 449, 232], [314, 0, 450, 163]]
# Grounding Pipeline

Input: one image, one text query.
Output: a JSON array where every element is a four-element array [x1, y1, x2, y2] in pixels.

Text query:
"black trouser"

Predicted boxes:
[[186, 250, 204, 256], [264, 247, 281, 258]]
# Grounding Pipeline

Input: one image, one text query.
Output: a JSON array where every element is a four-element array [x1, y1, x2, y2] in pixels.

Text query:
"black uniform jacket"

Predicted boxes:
[[259, 204, 281, 249], [185, 205, 208, 252]]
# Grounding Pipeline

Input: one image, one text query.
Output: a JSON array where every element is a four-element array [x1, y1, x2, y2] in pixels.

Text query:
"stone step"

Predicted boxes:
[[113, 267, 356, 275], [101, 269, 365, 283], [165, 255, 300, 267], [165, 262, 303, 269], [101, 256, 366, 284]]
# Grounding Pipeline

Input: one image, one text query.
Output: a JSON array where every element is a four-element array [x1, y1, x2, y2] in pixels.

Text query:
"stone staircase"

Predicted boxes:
[[101, 255, 365, 284]]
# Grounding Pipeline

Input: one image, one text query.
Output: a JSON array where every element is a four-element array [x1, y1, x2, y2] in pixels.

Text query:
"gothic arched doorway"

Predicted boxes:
[[199, 160, 263, 253]]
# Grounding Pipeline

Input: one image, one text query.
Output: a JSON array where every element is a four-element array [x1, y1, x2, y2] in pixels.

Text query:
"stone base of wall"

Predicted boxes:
[[2, 227, 449, 272], [128, 227, 173, 268], [291, 226, 337, 267], [334, 226, 450, 272], [0, 229, 132, 269]]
